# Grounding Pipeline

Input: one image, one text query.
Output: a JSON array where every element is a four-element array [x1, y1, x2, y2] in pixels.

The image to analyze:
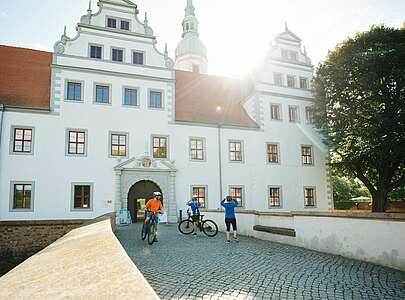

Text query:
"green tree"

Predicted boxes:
[[314, 26, 405, 212], [332, 175, 370, 204]]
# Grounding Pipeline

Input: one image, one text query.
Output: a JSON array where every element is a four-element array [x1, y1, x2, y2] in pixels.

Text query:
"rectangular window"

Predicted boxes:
[[304, 187, 316, 207], [267, 143, 279, 163], [95, 85, 110, 104], [107, 18, 117, 28], [190, 138, 205, 161], [305, 107, 315, 124], [230, 187, 243, 208], [300, 77, 309, 89], [270, 104, 281, 120], [274, 73, 283, 86], [149, 91, 163, 109], [120, 20, 130, 30], [112, 48, 123, 62], [67, 82, 82, 101], [74, 185, 91, 209], [153, 136, 168, 159], [124, 88, 139, 106], [287, 75, 296, 88], [269, 187, 281, 208], [13, 183, 32, 209], [13, 128, 33, 153], [229, 141, 243, 162], [68, 131, 86, 155], [192, 186, 206, 208], [90, 45, 102, 59], [289, 106, 299, 122], [302, 145, 314, 165], [111, 133, 127, 157], [133, 51, 144, 65]]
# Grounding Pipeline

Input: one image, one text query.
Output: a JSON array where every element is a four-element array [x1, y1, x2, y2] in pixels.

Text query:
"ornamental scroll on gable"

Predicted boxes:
[[114, 156, 177, 172]]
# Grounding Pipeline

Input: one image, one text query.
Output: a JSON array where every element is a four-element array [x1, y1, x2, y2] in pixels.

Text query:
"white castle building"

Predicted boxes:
[[0, 0, 332, 223]]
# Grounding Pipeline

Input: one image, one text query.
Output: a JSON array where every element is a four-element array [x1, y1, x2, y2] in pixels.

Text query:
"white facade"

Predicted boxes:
[[0, 0, 331, 223]]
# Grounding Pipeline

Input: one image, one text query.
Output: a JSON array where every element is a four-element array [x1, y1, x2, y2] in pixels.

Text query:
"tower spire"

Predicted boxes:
[[185, 0, 195, 16]]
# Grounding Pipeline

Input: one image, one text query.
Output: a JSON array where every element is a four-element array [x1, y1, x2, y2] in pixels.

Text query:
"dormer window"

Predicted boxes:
[[120, 20, 130, 31], [90, 45, 102, 59], [107, 18, 117, 28]]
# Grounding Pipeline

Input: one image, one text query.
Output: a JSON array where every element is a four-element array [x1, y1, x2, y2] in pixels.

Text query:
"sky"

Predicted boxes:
[[0, 0, 404, 78]]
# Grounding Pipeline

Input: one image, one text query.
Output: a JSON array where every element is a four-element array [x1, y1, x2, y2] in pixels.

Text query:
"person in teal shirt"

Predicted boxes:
[[187, 196, 201, 235], [220, 196, 239, 242]]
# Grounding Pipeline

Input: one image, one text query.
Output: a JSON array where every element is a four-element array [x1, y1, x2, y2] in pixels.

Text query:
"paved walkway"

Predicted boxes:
[[115, 224, 405, 300]]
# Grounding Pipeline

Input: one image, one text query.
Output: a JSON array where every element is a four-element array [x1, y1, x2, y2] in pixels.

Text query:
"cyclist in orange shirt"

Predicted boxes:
[[145, 192, 164, 225]]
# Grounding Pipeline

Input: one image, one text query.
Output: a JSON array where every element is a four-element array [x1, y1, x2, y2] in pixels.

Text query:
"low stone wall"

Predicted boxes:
[[0, 213, 116, 258], [201, 209, 405, 271], [0, 218, 159, 299]]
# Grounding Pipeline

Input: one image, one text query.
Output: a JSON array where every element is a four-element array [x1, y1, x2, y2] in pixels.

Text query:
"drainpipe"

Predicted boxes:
[[218, 124, 223, 202], [0, 104, 4, 154]]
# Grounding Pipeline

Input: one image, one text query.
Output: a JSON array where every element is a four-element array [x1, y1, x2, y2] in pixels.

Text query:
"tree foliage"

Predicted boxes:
[[313, 26, 405, 212]]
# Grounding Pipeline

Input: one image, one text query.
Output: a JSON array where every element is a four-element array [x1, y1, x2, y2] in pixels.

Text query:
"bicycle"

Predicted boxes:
[[141, 210, 161, 245], [178, 209, 218, 237]]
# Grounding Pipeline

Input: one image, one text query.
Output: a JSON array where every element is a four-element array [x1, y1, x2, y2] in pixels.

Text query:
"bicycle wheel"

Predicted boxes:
[[178, 219, 195, 235], [141, 222, 147, 240], [202, 220, 218, 237], [148, 222, 157, 245]]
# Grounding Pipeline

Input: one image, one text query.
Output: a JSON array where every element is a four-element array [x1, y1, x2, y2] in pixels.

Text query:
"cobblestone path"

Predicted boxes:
[[115, 223, 405, 300]]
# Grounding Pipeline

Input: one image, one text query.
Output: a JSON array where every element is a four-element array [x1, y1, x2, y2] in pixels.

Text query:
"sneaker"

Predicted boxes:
[[234, 237, 239, 243], [193, 232, 197, 236], [154, 238, 158, 242], [226, 239, 231, 243]]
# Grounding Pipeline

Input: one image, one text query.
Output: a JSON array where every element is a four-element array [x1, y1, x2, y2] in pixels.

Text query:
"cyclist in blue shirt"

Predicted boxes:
[[187, 196, 201, 236], [220, 196, 239, 243]]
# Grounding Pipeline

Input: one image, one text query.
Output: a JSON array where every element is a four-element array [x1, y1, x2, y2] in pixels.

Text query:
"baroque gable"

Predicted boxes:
[[114, 156, 177, 173]]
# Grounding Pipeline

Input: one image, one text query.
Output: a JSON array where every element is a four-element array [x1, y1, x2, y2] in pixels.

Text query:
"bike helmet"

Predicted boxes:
[[153, 191, 162, 198], [225, 195, 233, 202]]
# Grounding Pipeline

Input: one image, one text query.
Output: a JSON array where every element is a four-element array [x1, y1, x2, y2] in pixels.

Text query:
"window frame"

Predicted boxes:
[[266, 142, 281, 164], [274, 72, 283, 86], [65, 128, 88, 157], [304, 186, 317, 208], [64, 79, 84, 103], [151, 134, 169, 159], [71, 182, 94, 211], [305, 106, 316, 125], [301, 145, 314, 166], [88, 43, 103, 60], [9, 126, 35, 156], [93, 83, 112, 105], [109, 131, 129, 158], [148, 89, 165, 110], [190, 185, 208, 208], [228, 140, 244, 163], [9, 181, 35, 212], [120, 19, 131, 31], [229, 185, 245, 208], [300, 77, 309, 89], [270, 103, 282, 121], [288, 105, 300, 123], [106, 17, 117, 29], [287, 75, 296, 88], [268, 186, 283, 208], [111, 47, 125, 63], [132, 50, 145, 65], [189, 137, 206, 162], [122, 86, 140, 108]]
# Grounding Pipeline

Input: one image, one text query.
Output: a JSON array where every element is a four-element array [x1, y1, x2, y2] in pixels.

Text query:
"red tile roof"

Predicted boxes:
[[0, 45, 259, 128], [175, 70, 259, 128], [0, 45, 52, 110]]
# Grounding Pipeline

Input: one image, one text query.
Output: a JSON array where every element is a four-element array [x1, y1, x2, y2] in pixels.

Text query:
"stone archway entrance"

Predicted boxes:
[[127, 180, 162, 223]]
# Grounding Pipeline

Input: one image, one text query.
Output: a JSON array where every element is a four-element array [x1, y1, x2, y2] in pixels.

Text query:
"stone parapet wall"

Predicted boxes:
[[0, 212, 116, 257], [201, 209, 405, 271], [0, 219, 159, 299]]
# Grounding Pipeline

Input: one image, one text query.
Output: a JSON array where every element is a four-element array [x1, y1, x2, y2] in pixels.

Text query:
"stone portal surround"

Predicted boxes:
[[117, 170, 177, 223]]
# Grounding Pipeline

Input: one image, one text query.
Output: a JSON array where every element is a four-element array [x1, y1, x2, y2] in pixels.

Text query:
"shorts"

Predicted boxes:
[[146, 211, 159, 223], [225, 218, 237, 231], [191, 214, 200, 222]]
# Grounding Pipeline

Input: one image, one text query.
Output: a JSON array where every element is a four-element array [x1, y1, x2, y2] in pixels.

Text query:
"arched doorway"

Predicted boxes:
[[127, 180, 162, 223]]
